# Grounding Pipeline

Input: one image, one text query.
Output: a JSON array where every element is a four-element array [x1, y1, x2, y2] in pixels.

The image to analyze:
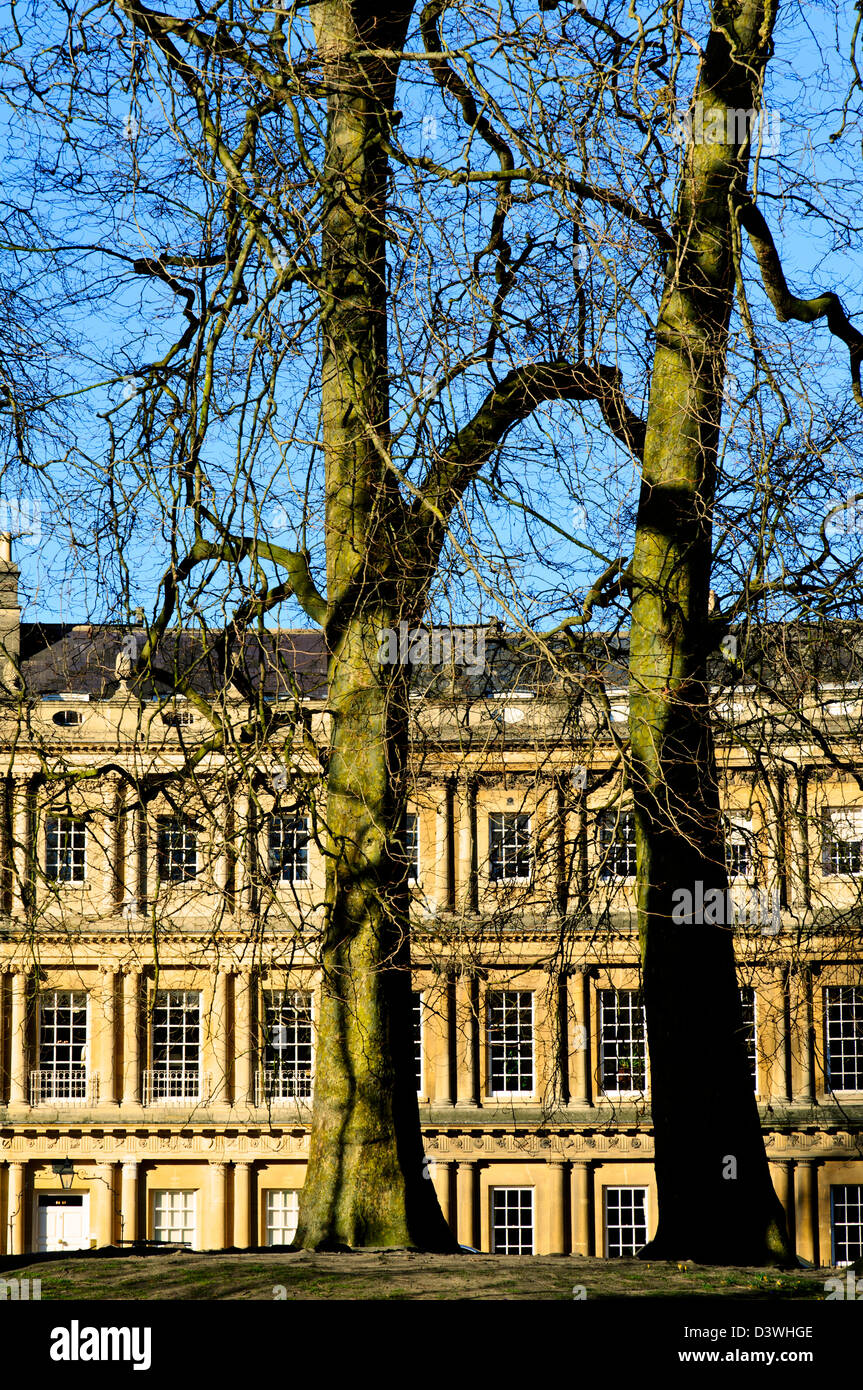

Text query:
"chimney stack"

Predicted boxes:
[[0, 534, 21, 692]]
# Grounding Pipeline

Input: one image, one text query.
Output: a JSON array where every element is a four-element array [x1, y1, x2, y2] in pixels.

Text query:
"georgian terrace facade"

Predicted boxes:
[[0, 585, 861, 1260]]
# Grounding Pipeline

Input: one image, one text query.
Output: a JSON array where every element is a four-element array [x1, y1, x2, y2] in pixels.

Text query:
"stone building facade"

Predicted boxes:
[[0, 547, 861, 1262]]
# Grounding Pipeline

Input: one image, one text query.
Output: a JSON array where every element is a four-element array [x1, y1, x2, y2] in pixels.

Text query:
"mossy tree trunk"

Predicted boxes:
[[629, 0, 792, 1263], [293, 1, 455, 1250]]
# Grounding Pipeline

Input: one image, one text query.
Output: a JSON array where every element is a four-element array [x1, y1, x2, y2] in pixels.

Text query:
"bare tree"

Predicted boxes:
[[3, 0, 863, 1261]]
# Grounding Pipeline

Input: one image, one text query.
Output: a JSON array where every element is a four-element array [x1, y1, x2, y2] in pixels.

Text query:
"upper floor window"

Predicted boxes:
[[161, 708, 194, 728], [598, 988, 647, 1094], [34, 990, 89, 1103], [403, 813, 419, 884], [262, 989, 313, 1100], [821, 807, 863, 877], [725, 815, 755, 881], [157, 817, 198, 883], [738, 985, 757, 1089], [598, 811, 637, 880], [825, 986, 863, 1092], [412, 990, 423, 1094], [268, 815, 309, 883], [488, 990, 534, 1094], [489, 813, 532, 882], [52, 709, 83, 727], [148, 990, 202, 1103], [46, 818, 86, 884]]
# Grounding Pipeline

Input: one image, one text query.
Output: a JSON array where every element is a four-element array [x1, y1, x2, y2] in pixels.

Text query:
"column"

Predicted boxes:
[[769, 1158, 795, 1247], [431, 1158, 452, 1230], [97, 966, 117, 1104], [9, 968, 27, 1105], [122, 800, 140, 918], [787, 768, 810, 914], [571, 1159, 592, 1256], [455, 1160, 476, 1248], [764, 968, 789, 1105], [794, 1159, 819, 1265], [212, 970, 231, 1103], [789, 967, 814, 1104], [120, 1160, 138, 1243], [208, 1161, 228, 1249], [234, 970, 253, 1107], [456, 774, 477, 915], [94, 1163, 115, 1246], [567, 969, 592, 1107], [233, 1162, 252, 1249], [121, 969, 141, 1106], [109, 778, 126, 913], [8, 1162, 25, 1254], [235, 793, 252, 917], [12, 778, 29, 917], [548, 1159, 569, 1255], [454, 970, 477, 1106]]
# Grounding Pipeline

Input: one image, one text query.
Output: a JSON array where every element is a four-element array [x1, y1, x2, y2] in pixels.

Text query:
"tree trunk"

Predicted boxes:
[[294, 1, 455, 1250], [629, 0, 792, 1263]]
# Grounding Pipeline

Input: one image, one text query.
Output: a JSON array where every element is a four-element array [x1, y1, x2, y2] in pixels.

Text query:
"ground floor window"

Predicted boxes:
[[490, 1187, 534, 1255], [604, 1186, 648, 1257], [152, 1190, 196, 1247], [832, 1184, 863, 1266], [265, 1190, 300, 1246]]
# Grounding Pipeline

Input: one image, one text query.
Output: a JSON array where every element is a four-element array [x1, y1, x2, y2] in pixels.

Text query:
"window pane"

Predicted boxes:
[[488, 991, 534, 1093], [268, 816, 309, 882], [265, 1190, 300, 1246], [262, 990, 313, 1099], [825, 987, 863, 1091], [599, 989, 647, 1093], [489, 814, 532, 881], [491, 1188, 534, 1255], [598, 812, 636, 879], [157, 818, 198, 882], [604, 1187, 648, 1257], [153, 1190, 196, 1245], [832, 1185, 863, 1265], [46, 819, 86, 883]]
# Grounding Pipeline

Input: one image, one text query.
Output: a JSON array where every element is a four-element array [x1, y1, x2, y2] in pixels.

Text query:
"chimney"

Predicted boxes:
[[0, 534, 21, 691]]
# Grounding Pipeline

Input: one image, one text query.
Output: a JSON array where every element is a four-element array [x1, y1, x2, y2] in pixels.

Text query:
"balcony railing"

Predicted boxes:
[[29, 1070, 99, 1106], [142, 1069, 211, 1106], [254, 1066, 313, 1107]]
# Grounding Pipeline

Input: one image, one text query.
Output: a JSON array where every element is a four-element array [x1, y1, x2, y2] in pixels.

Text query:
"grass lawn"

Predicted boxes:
[[0, 1250, 835, 1301]]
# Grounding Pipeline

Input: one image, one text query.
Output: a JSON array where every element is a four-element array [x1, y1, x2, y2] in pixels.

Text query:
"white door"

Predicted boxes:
[[35, 1194, 90, 1252]]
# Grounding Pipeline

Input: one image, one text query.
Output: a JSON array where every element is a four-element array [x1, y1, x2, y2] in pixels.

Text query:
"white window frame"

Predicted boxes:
[[412, 990, 423, 1096], [487, 990, 535, 1097], [33, 989, 90, 1104], [45, 817, 87, 885], [261, 989, 314, 1101], [604, 1186, 649, 1257], [264, 1189, 300, 1246], [490, 1187, 534, 1255], [268, 814, 310, 884], [725, 813, 756, 882], [597, 810, 637, 880], [156, 817, 199, 883], [152, 1190, 197, 1248], [149, 989, 202, 1100], [739, 985, 758, 1092], [404, 812, 419, 884], [821, 806, 863, 877], [831, 1184, 863, 1266], [488, 812, 532, 884], [824, 986, 863, 1093], [598, 989, 647, 1096]]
